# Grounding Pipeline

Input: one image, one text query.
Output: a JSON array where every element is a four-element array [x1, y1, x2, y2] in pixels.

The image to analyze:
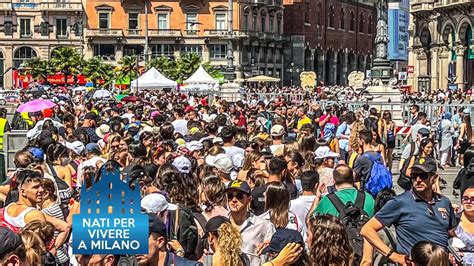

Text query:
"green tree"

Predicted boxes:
[[148, 56, 177, 79], [116, 56, 138, 84], [49, 47, 83, 85], [23, 57, 52, 82], [83, 57, 115, 87], [175, 53, 202, 82]]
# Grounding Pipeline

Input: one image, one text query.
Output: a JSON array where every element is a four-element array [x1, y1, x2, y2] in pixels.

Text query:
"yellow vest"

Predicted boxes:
[[0, 118, 7, 150]]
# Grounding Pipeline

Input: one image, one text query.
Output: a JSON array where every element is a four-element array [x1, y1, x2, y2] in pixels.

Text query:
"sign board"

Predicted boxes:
[[388, 9, 409, 61], [448, 84, 458, 92], [398, 71, 407, 80], [366, 70, 372, 79], [407, 66, 414, 74]]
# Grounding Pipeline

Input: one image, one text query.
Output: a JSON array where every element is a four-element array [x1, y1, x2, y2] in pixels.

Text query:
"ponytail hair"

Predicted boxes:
[[20, 230, 45, 265], [46, 143, 68, 162]]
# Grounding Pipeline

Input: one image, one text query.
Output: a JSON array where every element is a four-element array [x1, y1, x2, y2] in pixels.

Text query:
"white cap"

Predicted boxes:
[[314, 146, 339, 159], [141, 193, 177, 214], [186, 141, 203, 152], [95, 124, 110, 139], [206, 153, 233, 174], [172, 156, 192, 174], [65, 141, 85, 155]]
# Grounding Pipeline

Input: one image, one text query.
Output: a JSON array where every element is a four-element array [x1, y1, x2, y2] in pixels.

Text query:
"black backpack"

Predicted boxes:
[[47, 162, 72, 218], [168, 206, 200, 260], [397, 143, 416, 191], [327, 191, 370, 264]]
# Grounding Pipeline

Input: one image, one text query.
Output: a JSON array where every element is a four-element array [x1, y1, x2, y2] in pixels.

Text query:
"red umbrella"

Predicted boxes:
[[121, 96, 139, 103]]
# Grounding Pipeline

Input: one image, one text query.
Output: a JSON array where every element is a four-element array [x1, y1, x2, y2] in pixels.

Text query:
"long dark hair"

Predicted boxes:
[[464, 115, 472, 142], [265, 181, 290, 228]]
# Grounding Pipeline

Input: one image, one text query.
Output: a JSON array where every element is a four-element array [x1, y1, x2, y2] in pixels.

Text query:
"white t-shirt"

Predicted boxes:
[[172, 119, 188, 135], [259, 211, 304, 236], [290, 195, 317, 239], [223, 146, 245, 159], [410, 124, 430, 141]]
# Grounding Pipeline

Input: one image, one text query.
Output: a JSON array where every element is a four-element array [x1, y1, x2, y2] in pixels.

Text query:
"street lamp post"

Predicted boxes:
[[224, 0, 235, 81], [370, 0, 392, 83], [288, 62, 299, 86]]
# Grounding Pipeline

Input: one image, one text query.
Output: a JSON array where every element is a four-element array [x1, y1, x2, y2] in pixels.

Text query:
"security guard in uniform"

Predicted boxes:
[[0, 108, 10, 151]]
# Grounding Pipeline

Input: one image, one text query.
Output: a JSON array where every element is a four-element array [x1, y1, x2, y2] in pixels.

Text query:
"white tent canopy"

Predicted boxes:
[[130, 67, 177, 91], [184, 65, 218, 85]]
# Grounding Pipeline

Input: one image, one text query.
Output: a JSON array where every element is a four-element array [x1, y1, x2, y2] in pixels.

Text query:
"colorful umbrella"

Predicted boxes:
[[17, 99, 56, 113], [92, 89, 112, 99], [115, 94, 129, 101]]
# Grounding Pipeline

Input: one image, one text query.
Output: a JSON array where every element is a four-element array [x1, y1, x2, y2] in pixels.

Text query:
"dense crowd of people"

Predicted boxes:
[[0, 85, 473, 265]]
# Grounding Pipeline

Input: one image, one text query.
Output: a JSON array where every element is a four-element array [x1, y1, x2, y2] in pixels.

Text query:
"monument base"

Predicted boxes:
[[367, 85, 403, 123], [220, 82, 240, 102], [371, 59, 393, 83]]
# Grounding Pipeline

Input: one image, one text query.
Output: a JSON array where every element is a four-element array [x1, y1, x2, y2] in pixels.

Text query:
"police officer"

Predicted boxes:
[[361, 157, 456, 265]]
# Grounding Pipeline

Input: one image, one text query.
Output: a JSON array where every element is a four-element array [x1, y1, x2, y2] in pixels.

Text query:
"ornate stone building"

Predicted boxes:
[[84, 0, 285, 79], [283, 0, 376, 86], [408, 0, 473, 92], [0, 0, 84, 89]]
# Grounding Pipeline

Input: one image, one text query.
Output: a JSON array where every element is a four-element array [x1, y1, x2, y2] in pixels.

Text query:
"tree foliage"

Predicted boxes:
[[82, 57, 115, 87], [116, 56, 138, 82], [23, 58, 52, 81]]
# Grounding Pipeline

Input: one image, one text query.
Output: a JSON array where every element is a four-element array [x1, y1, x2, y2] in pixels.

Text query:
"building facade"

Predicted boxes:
[[283, 0, 375, 86], [408, 0, 473, 92], [0, 0, 84, 89], [84, 0, 285, 79]]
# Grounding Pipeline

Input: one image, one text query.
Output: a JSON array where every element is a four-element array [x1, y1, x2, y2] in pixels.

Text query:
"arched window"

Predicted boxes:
[[359, 13, 364, 33], [13, 46, 37, 68], [261, 12, 266, 32], [350, 11, 355, 31], [368, 15, 373, 34], [340, 8, 345, 30], [328, 5, 334, 28], [317, 3, 322, 26]]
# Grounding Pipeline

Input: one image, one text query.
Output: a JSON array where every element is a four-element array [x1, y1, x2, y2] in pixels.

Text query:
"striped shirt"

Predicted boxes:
[[42, 203, 69, 264]]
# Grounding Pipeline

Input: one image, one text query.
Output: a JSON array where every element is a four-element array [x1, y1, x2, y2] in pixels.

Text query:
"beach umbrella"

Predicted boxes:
[[17, 99, 56, 113], [92, 89, 112, 99]]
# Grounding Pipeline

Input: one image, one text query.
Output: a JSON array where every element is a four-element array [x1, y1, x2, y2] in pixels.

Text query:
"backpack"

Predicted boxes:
[[168, 206, 200, 260], [327, 191, 370, 264], [257, 111, 273, 133], [348, 152, 359, 169], [397, 143, 415, 191], [363, 153, 393, 197], [47, 162, 72, 218]]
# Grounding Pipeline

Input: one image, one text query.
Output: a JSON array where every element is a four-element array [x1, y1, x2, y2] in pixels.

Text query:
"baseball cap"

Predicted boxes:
[[141, 193, 177, 214], [186, 141, 203, 152], [172, 156, 192, 174], [28, 147, 44, 162], [65, 140, 85, 156], [85, 143, 101, 155], [148, 214, 167, 238], [417, 128, 430, 138], [270, 125, 285, 137], [0, 227, 23, 259], [262, 228, 304, 254], [207, 153, 233, 174], [226, 180, 251, 195], [411, 157, 437, 175], [314, 146, 339, 159], [84, 112, 97, 120], [203, 216, 230, 238]]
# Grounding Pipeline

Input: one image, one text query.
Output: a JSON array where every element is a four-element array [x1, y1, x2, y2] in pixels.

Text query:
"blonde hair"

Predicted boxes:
[[216, 222, 243, 266], [20, 229, 45, 265], [206, 146, 225, 157], [349, 121, 365, 152], [241, 151, 263, 171]]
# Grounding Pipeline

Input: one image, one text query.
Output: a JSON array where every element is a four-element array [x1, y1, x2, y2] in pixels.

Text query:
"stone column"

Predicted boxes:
[[310, 49, 315, 71], [438, 46, 450, 91], [115, 44, 123, 60], [332, 51, 338, 85], [416, 49, 427, 76], [319, 51, 326, 84], [430, 47, 439, 91], [4, 46, 13, 89], [342, 51, 348, 85], [454, 45, 466, 90]]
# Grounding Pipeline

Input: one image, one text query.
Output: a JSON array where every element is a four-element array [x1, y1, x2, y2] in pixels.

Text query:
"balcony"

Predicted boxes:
[[184, 29, 199, 36], [125, 29, 142, 36], [86, 29, 124, 37], [411, 1, 434, 12], [148, 29, 181, 37], [204, 29, 228, 37], [40, 2, 83, 12]]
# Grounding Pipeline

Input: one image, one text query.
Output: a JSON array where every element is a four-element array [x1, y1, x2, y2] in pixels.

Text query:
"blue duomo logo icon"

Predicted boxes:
[[72, 162, 148, 255]]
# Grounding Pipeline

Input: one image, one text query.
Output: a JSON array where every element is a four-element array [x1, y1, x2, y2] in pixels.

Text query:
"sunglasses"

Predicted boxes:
[[227, 191, 246, 201], [412, 173, 430, 180], [462, 196, 474, 205]]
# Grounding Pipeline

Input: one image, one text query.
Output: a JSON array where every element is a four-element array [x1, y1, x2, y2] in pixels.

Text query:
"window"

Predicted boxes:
[[20, 18, 31, 37], [243, 14, 248, 31], [210, 44, 227, 59], [304, 2, 310, 24], [368, 15, 372, 34], [215, 13, 226, 30], [328, 6, 334, 28], [13, 47, 37, 68], [359, 13, 364, 33], [186, 13, 198, 33], [99, 13, 109, 29], [277, 19, 282, 34], [129, 13, 139, 33], [269, 16, 274, 32], [181, 45, 202, 56], [339, 8, 345, 30], [56, 18, 67, 37], [350, 11, 355, 31], [253, 15, 257, 31], [158, 13, 169, 30], [152, 44, 174, 57], [93, 44, 115, 58], [317, 3, 322, 26], [261, 14, 266, 32]]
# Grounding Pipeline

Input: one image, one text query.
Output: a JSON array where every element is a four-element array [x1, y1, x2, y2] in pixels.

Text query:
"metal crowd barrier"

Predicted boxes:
[[3, 130, 28, 178]]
